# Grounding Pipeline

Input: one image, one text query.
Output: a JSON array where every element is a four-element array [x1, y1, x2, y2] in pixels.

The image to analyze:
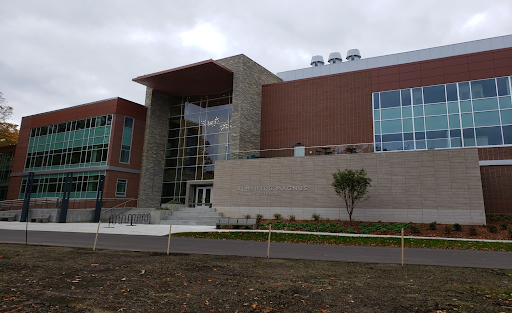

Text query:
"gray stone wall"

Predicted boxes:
[[212, 148, 486, 225], [216, 55, 282, 152], [137, 88, 170, 207]]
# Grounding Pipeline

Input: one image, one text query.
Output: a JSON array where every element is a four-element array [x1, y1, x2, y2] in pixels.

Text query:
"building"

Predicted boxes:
[[7, 98, 146, 203], [132, 34, 512, 225], [6, 34, 512, 225]]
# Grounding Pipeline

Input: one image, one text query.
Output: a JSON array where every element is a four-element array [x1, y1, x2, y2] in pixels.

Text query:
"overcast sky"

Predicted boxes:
[[1, 0, 511, 125]]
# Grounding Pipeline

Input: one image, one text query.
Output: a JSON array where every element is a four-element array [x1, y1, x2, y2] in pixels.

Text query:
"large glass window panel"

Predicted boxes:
[[503, 125, 512, 144], [415, 140, 426, 149], [185, 102, 201, 115], [476, 126, 503, 146], [424, 103, 447, 116], [374, 109, 380, 120], [374, 135, 381, 143], [380, 90, 401, 108], [447, 102, 459, 114], [205, 133, 229, 145], [168, 118, 182, 130], [415, 132, 426, 140], [412, 88, 423, 104], [403, 141, 414, 150], [471, 79, 497, 99], [451, 138, 462, 148], [426, 130, 449, 139], [380, 107, 401, 120], [448, 114, 461, 129], [401, 89, 411, 106], [458, 82, 471, 100], [204, 109, 230, 133], [403, 132, 414, 141], [403, 118, 413, 132], [413, 105, 424, 117], [501, 109, 512, 125], [184, 113, 200, 125], [427, 138, 449, 149], [450, 129, 461, 137], [461, 113, 474, 128], [474, 111, 500, 127], [181, 167, 196, 181], [460, 101, 472, 112], [382, 133, 402, 142], [446, 83, 458, 101], [497, 77, 510, 96], [499, 96, 512, 109], [463, 128, 476, 147], [402, 106, 412, 118], [425, 116, 448, 130], [472, 98, 498, 111], [374, 121, 381, 134], [381, 119, 402, 134], [204, 144, 228, 155], [423, 85, 446, 104], [414, 117, 425, 131], [382, 141, 403, 151], [373, 93, 379, 109]]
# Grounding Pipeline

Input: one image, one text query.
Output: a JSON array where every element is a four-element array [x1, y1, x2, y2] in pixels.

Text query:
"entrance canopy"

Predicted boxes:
[[132, 59, 233, 96]]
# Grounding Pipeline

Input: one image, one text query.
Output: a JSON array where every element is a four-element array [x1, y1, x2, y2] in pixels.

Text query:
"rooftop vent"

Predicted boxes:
[[310, 55, 324, 67], [328, 52, 343, 64], [346, 49, 361, 61]]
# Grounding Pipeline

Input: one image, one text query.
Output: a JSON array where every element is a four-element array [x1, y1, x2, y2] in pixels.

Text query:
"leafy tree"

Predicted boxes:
[[331, 168, 372, 226], [0, 92, 19, 147]]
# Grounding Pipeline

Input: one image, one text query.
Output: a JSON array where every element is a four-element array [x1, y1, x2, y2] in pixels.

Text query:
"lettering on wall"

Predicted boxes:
[[235, 186, 308, 196]]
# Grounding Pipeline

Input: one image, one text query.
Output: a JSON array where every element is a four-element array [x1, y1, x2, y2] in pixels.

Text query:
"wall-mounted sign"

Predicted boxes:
[[235, 185, 308, 196]]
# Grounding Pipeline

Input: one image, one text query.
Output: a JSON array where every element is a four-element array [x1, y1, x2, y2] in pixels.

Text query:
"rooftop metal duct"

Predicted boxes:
[[310, 55, 325, 67], [328, 52, 343, 64], [346, 49, 361, 61]]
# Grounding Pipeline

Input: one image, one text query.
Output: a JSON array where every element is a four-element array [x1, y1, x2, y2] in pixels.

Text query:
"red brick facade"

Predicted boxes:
[[7, 98, 146, 201], [480, 165, 512, 215]]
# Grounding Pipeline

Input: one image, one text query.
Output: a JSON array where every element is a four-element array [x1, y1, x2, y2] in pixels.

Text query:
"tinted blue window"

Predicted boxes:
[[503, 125, 512, 144], [415, 140, 426, 149], [382, 133, 403, 142], [415, 132, 426, 140], [450, 129, 461, 138], [382, 141, 403, 151], [403, 118, 413, 132], [426, 130, 449, 139], [375, 135, 381, 142], [412, 88, 423, 104], [458, 82, 471, 100], [497, 77, 510, 96], [474, 111, 501, 127], [373, 93, 380, 109], [451, 138, 462, 147], [381, 120, 402, 134], [501, 110, 512, 125], [375, 144, 382, 152], [472, 98, 498, 111], [403, 141, 414, 150], [380, 90, 401, 108], [402, 106, 412, 118], [381, 108, 401, 120], [427, 139, 449, 149], [471, 79, 497, 99], [446, 83, 458, 101], [401, 89, 411, 106], [463, 128, 476, 147], [475, 126, 503, 146], [423, 85, 446, 104], [403, 132, 414, 141], [499, 96, 512, 109]]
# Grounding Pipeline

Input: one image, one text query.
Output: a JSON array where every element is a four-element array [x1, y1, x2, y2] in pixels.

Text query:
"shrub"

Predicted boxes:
[[273, 213, 282, 220], [316, 224, 327, 232], [444, 225, 452, 234], [469, 227, 477, 236], [336, 225, 346, 233], [167, 200, 182, 204], [487, 225, 498, 233], [453, 223, 462, 231], [346, 226, 355, 233], [312, 213, 321, 221], [261, 226, 267, 230], [243, 214, 251, 220], [410, 226, 421, 234], [256, 214, 264, 221], [155, 207, 169, 210], [288, 214, 296, 221], [429, 221, 437, 230], [499, 223, 508, 230]]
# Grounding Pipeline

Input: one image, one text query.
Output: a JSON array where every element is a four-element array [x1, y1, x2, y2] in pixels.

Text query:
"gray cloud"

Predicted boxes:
[[1, 0, 511, 124]]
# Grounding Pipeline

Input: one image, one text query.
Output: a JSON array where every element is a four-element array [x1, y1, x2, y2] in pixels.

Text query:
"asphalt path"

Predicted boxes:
[[1, 229, 511, 269]]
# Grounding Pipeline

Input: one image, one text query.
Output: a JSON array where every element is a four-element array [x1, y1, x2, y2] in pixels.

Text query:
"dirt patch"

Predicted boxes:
[[1, 244, 511, 312]]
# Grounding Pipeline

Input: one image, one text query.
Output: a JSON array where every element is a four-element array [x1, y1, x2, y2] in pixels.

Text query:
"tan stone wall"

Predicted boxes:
[[212, 148, 486, 225]]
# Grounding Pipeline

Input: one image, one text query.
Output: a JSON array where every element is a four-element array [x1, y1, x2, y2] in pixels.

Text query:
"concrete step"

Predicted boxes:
[[168, 212, 223, 218]]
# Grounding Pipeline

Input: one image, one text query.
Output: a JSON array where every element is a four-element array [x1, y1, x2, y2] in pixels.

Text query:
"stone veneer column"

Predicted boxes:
[[137, 88, 170, 207], [216, 55, 282, 153]]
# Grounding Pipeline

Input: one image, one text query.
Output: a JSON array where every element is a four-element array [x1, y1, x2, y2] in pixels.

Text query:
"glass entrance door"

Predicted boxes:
[[195, 186, 212, 208]]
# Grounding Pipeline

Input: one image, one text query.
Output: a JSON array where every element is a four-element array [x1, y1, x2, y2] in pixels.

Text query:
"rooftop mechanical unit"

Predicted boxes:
[[346, 49, 361, 61], [310, 55, 325, 67], [328, 52, 343, 64]]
